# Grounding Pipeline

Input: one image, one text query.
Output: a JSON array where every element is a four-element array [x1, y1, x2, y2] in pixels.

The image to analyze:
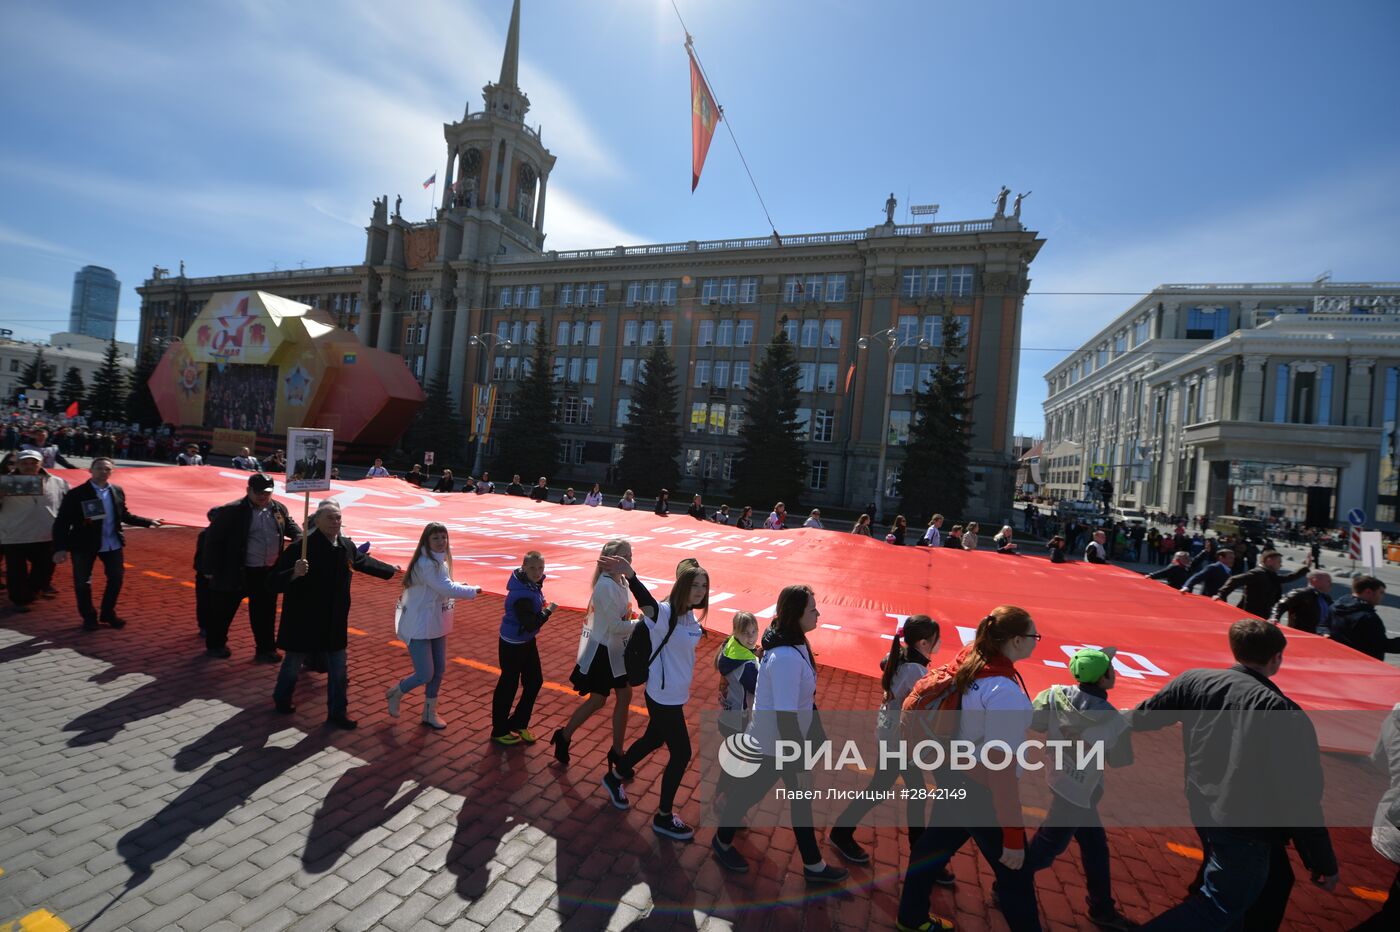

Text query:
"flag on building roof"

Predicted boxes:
[[688, 44, 720, 192], [422, 173, 436, 189]]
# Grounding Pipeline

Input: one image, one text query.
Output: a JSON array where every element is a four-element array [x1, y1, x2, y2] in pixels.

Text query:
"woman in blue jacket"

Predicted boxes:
[[491, 551, 556, 746]]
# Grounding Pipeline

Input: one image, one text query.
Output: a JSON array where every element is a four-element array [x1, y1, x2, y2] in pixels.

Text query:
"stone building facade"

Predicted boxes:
[[1041, 283, 1400, 528], [137, 1, 1042, 516]]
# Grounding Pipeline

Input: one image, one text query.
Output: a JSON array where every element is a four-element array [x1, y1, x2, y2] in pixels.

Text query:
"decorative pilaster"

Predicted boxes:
[[1237, 354, 1268, 422], [1346, 357, 1376, 427]]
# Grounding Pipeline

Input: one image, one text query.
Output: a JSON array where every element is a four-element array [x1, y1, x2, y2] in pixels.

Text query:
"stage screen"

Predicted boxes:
[[203, 364, 277, 433]]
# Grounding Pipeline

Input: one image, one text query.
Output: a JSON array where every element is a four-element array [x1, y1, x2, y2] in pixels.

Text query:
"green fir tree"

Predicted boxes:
[[59, 367, 86, 411], [490, 331, 559, 481], [86, 339, 129, 424], [899, 314, 974, 523], [125, 350, 162, 428], [16, 348, 54, 407], [617, 333, 681, 495], [730, 317, 806, 510], [405, 376, 465, 469]]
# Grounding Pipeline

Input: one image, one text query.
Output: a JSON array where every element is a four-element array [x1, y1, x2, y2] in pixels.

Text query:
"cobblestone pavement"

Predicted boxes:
[[0, 526, 1394, 931]]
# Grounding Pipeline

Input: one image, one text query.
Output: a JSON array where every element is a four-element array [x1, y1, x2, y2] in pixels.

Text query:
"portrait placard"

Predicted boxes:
[[285, 428, 333, 493]]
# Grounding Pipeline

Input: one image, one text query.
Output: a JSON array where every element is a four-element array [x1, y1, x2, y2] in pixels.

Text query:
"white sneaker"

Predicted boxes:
[[386, 685, 402, 717]]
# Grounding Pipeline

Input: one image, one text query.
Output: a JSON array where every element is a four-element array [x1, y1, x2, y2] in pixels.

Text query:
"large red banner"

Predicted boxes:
[[86, 467, 1400, 717]]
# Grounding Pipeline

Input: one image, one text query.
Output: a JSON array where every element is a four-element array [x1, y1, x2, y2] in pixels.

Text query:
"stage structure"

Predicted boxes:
[[149, 291, 424, 456]]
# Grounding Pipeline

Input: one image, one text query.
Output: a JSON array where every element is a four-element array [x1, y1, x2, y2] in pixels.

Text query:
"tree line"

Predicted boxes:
[[10, 341, 159, 427]]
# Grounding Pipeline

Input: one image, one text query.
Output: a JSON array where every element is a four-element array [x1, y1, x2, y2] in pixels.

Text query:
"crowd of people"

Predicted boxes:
[[3, 435, 1398, 928]]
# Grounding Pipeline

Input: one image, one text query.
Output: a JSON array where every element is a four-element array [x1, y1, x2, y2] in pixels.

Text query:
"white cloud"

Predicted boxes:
[[0, 223, 83, 262], [541, 186, 650, 252]]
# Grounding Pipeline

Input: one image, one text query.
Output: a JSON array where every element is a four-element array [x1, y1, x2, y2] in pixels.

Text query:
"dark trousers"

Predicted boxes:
[[1143, 827, 1275, 930], [717, 754, 822, 865], [1352, 864, 1400, 930], [834, 749, 928, 851], [618, 695, 691, 814], [4, 541, 54, 606], [1024, 794, 1115, 914], [195, 573, 210, 633], [492, 638, 543, 737], [898, 774, 1042, 931], [205, 566, 278, 653], [70, 548, 125, 625], [273, 649, 347, 717]]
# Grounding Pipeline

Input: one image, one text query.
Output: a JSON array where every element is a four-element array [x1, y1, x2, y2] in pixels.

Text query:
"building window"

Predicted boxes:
[[805, 274, 823, 301], [714, 360, 730, 388], [1113, 333, 1127, 357], [822, 319, 842, 348], [642, 280, 659, 303], [794, 408, 810, 441], [739, 276, 759, 304], [587, 321, 601, 346], [571, 321, 585, 345], [620, 358, 635, 384], [950, 266, 975, 297], [685, 449, 701, 476], [893, 363, 915, 395], [726, 405, 744, 437], [556, 321, 570, 345], [562, 396, 580, 424], [783, 318, 798, 344], [559, 440, 585, 465], [783, 276, 802, 303], [809, 459, 829, 491], [715, 319, 734, 346], [720, 277, 737, 304], [897, 315, 920, 346], [701, 279, 719, 305], [901, 268, 923, 298], [723, 452, 736, 480], [590, 283, 606, 305], [568, 357, 582, 383], [889, 410, 912, 445], [825, 275, 846, 303], [694, 360, 711, 388], [584, 359, 598, 384], [559, 284, 573, 306], [500, 287, 513, 308], [736, 319, 754, 346], [732, 361, 750, 388], [708, 404, 727, 435], [661, 280, 678, 305], [698, 320, 715, 346], [690, 402, 708, 432], [1133, 318, 1150, 344], [1096, 346, 1108, 368], [801, 319, 820, 348], [1186, 307, 1228, 340], [798, 363, 815, 392], [816, 363, 837, 393], [927, 267, 948, 296], [641, 321, 656, 345], [616, 397, 630, 426], [811, 409, 834, 443], [552, 358, 565, 382], [624, 320, 638, 345], [626, 281, 641, 306], [660, 320, 673, 345], [494, 394, 513, 421], [527, 285, 541, 308]]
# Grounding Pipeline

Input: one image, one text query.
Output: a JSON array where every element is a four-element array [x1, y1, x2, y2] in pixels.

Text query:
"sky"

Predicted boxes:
[[2, 0, 1397, 435]]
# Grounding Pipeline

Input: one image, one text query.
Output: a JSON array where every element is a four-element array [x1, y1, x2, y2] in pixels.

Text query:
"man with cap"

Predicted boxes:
[[0, 449, 69, 612], [52, 457, 162, 631], [1024, 647, 1138, 930], [200, 474, 302, 660]]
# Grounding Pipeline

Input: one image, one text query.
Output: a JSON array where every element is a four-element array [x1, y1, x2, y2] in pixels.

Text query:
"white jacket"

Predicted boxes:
[[576, 574, 632, 676], [394, 554, 479, 641], [0, 471, 69, 544]]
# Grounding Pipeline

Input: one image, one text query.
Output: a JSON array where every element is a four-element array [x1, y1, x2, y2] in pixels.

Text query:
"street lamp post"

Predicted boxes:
[[468, 332, 512, 477], [858, 327, 930, 525]]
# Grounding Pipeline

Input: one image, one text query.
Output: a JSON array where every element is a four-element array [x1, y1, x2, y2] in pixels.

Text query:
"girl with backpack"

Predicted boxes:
[[896, 605, 1043, 932], [830, 615, 952, 883], [714, 611, 759, 738], [710, 585, 848, 885], [553, 540, 635, 767], [599, 561, 709, 843], [385, 522, 481, 729]]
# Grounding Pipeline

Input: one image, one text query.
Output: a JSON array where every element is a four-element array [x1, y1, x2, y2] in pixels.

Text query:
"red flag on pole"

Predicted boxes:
[[689, 45, 720, 192], [65, 401, 79, 418]]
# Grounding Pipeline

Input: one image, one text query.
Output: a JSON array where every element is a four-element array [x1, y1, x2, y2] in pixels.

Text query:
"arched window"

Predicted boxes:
[[517, 163, 537, 221]]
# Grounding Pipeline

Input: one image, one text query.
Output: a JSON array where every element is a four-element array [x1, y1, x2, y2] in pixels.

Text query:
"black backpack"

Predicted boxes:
[[623, 605, 678, 687]]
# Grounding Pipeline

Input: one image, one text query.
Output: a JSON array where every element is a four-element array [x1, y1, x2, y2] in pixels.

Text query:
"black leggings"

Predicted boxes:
[[834, 753, 928, 849], [717, 755, 822, 865], [619, 694, 691, 814], [492, 638, 543, 737]]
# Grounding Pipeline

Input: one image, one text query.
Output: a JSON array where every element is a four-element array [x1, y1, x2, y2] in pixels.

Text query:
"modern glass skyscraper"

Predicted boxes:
[[70, 265, 119, 340]]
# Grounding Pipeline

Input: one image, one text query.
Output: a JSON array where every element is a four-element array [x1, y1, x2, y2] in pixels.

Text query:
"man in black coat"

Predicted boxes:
[[269, 500, 397, 728], [1215, 549, 1310, 618], [1269, 571, 1334, 634], [1131, 619, 1338, 929], [52, 457, 162, 631], [200, 473, 302, 661], [1147, 550, 1192, 589], [1329, 575, 1400, 661]]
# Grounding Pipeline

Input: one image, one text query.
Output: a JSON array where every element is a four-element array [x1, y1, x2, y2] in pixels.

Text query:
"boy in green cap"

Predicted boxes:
[[1025, 647, 1138, 930]]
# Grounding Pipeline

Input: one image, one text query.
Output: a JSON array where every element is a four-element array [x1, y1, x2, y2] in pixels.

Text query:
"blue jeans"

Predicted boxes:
[[398, 637, 447, 698], [1143, 828, 1273, 930], [70, 548, 125, 624], [273, 649, 348, 718], [898, 775, 1042, 931], [1025, 794, 1114, 914]]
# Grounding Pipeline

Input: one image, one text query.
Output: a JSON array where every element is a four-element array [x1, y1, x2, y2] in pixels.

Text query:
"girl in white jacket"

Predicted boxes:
[[553, 539, 635, 768], [385, 523, 480, 729]]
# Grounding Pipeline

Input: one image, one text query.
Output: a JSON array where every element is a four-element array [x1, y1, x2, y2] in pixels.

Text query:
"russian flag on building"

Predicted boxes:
[[422, 173, 436, 189]]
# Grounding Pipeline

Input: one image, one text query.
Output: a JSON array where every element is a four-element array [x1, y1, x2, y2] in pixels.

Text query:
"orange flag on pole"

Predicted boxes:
[[689, 44, 720, 191]]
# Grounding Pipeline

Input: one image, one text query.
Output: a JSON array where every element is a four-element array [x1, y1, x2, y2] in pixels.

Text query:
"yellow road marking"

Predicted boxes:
[[0, 910, 71, 932]]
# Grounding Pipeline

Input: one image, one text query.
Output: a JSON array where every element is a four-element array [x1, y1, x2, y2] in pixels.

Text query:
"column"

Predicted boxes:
[[534, 172, 548, 231], [1237, 355, 1268, 422], [499, 140, 517, 211], [1160, 302, 1181, 339], [441, 148, 457, 210], [426, 293, 446, 383], [1202, 366, 1218, 422], [448, 274, 472, 401], [376, 288, 397, 350], [354, 287, 372, 344], [1347, 357, 1376, 427], [481, 137, 500, 212]]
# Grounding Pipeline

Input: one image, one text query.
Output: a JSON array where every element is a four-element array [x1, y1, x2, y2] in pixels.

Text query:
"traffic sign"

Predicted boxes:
[[1347, 508, 1365, 527], [1089, 463, 1108, 479]]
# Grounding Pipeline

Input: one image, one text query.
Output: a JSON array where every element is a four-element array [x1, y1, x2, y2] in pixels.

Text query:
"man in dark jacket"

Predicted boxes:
[[1329, 575, 1400, 661], [52, 457, 162, 631], [1181, 549, 1236, 597], [269, 500, 397, 728], [1215, 550, 1309, 617], [1131, 619, 1339, 929], [201, 474, 302, 661], [1148, 551, 1192, 589], [1269, 571, 1334, 634]]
